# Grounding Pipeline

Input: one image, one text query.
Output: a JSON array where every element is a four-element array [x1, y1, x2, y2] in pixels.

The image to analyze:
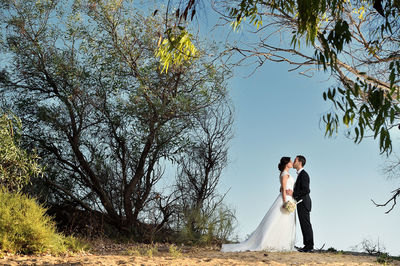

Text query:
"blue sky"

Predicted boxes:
[[179, 4, 400, 255]]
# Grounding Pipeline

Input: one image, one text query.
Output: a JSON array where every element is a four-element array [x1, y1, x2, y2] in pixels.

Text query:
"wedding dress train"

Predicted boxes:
[[221, 171, 296, 252]]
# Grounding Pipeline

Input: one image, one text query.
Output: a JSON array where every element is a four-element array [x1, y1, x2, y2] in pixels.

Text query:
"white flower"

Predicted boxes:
[[283, 200, 296, 213]]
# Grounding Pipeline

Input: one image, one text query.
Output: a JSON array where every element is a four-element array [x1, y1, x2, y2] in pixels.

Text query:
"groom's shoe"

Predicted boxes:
[[294, 246, 303, 251], [299, 247, 313, 253]]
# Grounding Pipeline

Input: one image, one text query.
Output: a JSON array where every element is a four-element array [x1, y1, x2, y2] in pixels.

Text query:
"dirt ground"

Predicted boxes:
[[0, 241, 398, 265]]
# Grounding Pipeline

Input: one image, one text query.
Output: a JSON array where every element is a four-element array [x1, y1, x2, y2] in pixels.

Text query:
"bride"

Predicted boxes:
[[221, 157, 296, 252]]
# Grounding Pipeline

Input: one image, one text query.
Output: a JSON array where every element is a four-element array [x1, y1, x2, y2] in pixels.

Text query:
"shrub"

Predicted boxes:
[[179, 204, 236, 245], [377, 253, 393, 264], [353, 238, 387, 255], [0, 189, 66, 254], [327, 247, 337, 253], [123, 244, 158, 257], [169, 244, 182, 258], [0, 112, 43, 192], [63, 236, 91, 253]]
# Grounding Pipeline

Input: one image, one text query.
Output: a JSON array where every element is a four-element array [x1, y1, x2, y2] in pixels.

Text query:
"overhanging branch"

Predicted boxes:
[[371, 188, 400, 213]]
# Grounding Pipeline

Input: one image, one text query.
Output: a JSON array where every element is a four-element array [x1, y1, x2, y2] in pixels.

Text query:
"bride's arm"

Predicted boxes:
[[280, 174, 289, 203]]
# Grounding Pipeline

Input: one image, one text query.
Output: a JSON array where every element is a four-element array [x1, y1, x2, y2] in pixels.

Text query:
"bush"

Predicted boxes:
[[354, 238, 386, 255], [179, 204, 236, 245], [377, 253, 393, 264], [169, 244, 182, 258], [0, 189, 67, 254], [63, 236, 91, 253], [327, 247, 337, 253], [0, 112, 43, 192], [123, 244, 158, 257]]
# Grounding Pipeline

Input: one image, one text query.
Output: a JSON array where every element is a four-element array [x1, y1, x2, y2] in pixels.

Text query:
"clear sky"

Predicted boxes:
[[182, 3, 400, 256]]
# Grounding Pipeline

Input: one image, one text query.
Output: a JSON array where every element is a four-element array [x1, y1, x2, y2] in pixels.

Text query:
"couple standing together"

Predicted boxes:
[[222, 155, 314, 253]]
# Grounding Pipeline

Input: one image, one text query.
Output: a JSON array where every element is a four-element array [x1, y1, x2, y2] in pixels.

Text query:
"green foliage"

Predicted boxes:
[[145, 246, 157, 257], [0, 112, 43, 192], [156, 27, 198, 73], [0, 188, 66, 254], [168, 244, 182, 258], [376, 253, 393, 264], [229, 0, 264, 31], [123, 247, 141, 256], [123, 244, 158, 257], [63, 236, 91, 253], [316, 19, 352, 72], [179, 205, 236, 245], [322, 66, 400, 155], [228, 0, 349, 45]]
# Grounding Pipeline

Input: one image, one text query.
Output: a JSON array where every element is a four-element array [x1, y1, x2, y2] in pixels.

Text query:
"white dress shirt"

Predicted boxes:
[[297, 168, 304, 175]]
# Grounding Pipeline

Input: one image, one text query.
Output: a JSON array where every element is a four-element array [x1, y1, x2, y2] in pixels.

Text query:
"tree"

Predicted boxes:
[[175, 101, 236, 244], [0, 112, 43, 192], [164, 0, 400, 211], [0, 0, 232, 237]]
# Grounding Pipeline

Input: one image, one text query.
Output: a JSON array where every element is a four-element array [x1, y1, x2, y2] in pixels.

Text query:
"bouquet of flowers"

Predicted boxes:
[[283, 200, 297, 213]]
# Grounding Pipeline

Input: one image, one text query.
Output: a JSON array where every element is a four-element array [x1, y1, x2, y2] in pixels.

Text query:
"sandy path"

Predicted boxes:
[[1, 248, 397, 265], [1, 241, 398, 265]]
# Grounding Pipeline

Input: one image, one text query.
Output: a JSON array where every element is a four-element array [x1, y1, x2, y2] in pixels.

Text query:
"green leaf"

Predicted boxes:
[[354, 127, 359, 142]]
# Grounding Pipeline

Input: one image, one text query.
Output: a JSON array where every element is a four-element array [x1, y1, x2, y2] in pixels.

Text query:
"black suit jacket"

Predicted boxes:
[[293, 169, 312, 212]]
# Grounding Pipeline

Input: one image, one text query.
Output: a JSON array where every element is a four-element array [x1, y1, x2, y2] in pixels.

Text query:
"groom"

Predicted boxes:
[[287, 155, 314, 252]]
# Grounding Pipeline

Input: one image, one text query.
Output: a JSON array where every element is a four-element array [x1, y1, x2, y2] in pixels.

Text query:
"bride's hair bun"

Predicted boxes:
[[278, 157, 291, 171]]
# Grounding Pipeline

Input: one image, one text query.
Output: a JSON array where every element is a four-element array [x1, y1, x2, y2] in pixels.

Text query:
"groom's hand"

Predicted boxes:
[[286, 189, 293, 196]]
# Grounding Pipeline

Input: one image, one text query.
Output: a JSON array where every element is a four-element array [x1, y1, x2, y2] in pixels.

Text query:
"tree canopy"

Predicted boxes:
[[0, 0, 235, 240]]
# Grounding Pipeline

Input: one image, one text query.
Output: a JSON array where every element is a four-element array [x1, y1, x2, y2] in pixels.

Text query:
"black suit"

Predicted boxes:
[[293, 169, 314, 249]]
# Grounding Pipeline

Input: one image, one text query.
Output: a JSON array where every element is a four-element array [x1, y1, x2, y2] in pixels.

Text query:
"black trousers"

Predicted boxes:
[[297, 203, 314, 249]]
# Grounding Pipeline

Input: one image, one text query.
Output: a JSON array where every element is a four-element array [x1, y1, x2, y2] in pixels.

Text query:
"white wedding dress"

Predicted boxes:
[[221, 171, 296, 252]]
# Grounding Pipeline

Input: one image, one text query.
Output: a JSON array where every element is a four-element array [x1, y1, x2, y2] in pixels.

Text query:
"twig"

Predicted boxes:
[[371, 188, 400, 213]]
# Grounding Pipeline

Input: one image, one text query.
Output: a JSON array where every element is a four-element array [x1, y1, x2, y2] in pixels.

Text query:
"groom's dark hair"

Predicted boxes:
[[296, 155, 306, 167]]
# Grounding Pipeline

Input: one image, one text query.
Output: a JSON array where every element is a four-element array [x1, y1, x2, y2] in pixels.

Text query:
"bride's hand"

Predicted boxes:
[[286, 189, 293, 196]]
